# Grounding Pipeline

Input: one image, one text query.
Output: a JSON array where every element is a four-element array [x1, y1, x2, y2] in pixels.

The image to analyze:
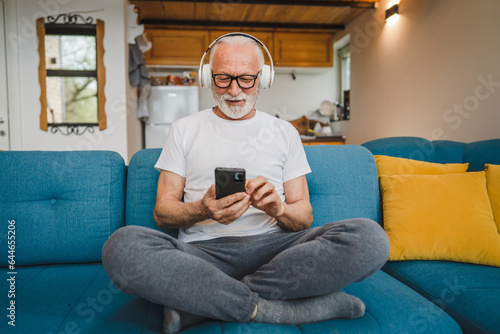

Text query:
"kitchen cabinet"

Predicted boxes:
[[144, 29, 209, 66], [209, 30, 274, 55], [144, 28, 333, 68], [273, 32, 333, 67]]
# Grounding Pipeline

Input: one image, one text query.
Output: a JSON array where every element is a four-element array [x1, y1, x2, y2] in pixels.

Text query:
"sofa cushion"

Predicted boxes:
[[0, 151, 125, 266], [486, 164, 500, 231], [464, 139, 500, 171], [0, 266, 461, 334], [384, 260, 500, 334], [305, 145, 380, 225], [0, 264, 163, 333], [374, 155, 468, 176], [184, 271, 461, 333], [380, 171, 500, 267]]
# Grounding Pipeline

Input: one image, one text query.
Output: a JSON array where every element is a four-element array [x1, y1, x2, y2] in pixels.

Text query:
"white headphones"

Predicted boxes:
[[198, 32, 275, 89]]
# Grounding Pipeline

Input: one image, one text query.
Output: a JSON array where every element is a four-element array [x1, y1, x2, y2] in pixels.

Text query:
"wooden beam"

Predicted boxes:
[[141, 19, 345, 30], [131, 0, 376, 9]]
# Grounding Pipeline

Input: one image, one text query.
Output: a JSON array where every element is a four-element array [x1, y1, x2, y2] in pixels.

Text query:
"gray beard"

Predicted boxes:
[[213, 89, 259, 119]]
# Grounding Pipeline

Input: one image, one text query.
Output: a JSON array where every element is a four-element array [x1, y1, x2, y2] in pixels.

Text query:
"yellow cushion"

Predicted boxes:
[[380, 171, 500, 267], [374, 155, 469, 176], [485, 164, 500, 232]]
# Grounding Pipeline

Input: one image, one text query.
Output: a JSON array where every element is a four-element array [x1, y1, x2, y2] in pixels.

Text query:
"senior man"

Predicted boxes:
[[102, 33, 389, 334]]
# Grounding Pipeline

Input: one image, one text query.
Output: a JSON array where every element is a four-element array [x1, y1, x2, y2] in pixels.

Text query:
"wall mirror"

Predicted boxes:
[[37, 14, 106, 135]]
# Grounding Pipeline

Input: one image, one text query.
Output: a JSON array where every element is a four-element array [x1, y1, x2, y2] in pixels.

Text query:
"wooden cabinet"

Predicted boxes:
[[209, 30, 274, 55], [144, 29, 209, 66], [144, 28, 333, 68], [273, 32, 333, 67]]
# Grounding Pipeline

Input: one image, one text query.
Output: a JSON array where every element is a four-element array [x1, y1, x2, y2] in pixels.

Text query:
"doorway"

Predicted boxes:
[[0, 0, 10, 150]]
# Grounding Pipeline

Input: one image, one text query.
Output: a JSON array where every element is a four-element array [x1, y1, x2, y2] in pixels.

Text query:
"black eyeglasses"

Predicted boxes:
[[211, 71, 261, 89]]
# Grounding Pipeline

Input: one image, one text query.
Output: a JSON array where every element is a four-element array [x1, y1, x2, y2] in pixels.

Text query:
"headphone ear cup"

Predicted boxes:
[[200, 64, 212, 89], [260, 64, 272, 89]]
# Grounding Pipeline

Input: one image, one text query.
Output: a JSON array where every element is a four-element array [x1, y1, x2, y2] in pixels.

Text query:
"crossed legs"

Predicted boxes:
[[102, 218, 389, 330]]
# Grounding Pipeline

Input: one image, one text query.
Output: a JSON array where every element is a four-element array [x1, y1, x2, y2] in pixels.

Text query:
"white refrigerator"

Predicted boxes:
[[145, 86, 199, 148]]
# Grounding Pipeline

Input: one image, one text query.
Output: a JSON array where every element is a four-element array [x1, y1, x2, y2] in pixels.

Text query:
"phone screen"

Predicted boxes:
[[215, 167, 246, 199]]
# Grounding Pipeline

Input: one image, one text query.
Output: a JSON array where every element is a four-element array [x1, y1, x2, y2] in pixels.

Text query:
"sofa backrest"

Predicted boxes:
[[0, 151, 125, 266], [362, 136, 500, 171], [305, 145, 380, 226], [125, 145, 381, 233], [463, 139, 500, 171], [126, 148, 178, 237], [361, 136, 466, 163]]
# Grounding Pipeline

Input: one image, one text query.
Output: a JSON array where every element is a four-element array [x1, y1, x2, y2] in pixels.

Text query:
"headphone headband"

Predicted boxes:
[[198, 32, 274, 89]]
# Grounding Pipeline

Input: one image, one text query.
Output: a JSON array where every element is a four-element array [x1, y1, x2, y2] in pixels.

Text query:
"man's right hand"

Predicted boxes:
[[201, 184, 251, 225]]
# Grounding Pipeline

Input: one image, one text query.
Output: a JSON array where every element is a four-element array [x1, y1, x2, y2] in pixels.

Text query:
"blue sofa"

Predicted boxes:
[[362, 137, 500, 334], [0, 138, 497, 333]]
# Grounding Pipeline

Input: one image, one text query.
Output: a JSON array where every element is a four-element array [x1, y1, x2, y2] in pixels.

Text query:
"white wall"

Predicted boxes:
[[10, 0, 129, 159], [344, 0, 500, 144]]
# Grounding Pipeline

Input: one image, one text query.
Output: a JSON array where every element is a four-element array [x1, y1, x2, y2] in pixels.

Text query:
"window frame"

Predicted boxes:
[[37, 14, 106, 134]]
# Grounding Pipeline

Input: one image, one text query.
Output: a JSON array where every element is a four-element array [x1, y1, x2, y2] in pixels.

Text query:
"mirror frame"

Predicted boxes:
[[36, 14, 106, 133]]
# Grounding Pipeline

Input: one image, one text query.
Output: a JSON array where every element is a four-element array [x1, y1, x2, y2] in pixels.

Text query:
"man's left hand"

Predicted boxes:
[[245, 176, 285, 218]]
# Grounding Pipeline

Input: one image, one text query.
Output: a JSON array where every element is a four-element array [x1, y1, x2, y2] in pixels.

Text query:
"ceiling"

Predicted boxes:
[[129, 0, 378, 31]]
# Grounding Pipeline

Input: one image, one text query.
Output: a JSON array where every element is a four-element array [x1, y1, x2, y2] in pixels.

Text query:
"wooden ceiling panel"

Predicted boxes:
[[336, 8, 368, 24], [200, 3, 240, 21], [130, 0, 378, 30], [258, 5, 297, 23], [134, 2, 165, 20], [282, 6, 345, 24], [193, 3, 208, 20], [162, 2, 195, 20]]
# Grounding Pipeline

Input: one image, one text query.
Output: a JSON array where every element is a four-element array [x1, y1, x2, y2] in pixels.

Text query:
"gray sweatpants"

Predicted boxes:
[[102, 218, 389, 323]]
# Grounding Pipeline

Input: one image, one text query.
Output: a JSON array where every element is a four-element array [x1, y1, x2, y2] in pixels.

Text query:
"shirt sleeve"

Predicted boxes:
[[282, 123, 311, 183], [154, 122, 187, 177]]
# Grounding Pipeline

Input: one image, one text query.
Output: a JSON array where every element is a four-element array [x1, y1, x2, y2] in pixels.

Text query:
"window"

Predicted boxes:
[[37, 14, 106, 135]]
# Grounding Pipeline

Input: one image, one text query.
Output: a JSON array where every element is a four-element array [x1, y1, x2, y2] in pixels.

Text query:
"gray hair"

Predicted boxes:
[[209, 34, 265, 69]]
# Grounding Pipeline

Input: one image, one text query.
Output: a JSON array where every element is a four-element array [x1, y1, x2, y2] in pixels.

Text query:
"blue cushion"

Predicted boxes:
[[463, 139, 500, 171], [0, 264, 163, 333], [0, 265, 460, 334], [384, 261, 500, 333], [157, 270, 461, 333], [126, 148, 178, 237], [362, 137, 436, 162], [320, 270, 460, 334], [304, 145, 380, 225], [0, 151, 125, 266]]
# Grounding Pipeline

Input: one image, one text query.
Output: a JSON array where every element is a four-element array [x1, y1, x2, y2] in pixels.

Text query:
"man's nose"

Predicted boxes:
[[227, 78, 242, 96]]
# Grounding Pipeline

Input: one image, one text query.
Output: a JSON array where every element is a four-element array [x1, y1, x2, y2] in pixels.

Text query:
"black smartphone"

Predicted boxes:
[[215, 167, 246, 199]]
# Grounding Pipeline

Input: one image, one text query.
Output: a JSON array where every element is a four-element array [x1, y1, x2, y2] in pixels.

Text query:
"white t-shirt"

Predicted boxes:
[[155, 108, 311, 243]]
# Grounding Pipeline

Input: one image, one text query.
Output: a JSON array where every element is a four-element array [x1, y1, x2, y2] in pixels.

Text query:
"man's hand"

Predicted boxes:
[[245, 176, 285, 218], [201, 184, 251, 225]]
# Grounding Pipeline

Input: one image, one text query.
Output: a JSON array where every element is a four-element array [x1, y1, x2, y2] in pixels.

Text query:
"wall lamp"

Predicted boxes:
[[385, 4, 399, 24]]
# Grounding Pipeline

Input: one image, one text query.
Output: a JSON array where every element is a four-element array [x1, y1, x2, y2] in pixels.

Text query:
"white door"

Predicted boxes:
[[0, 0, 10, 150]]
